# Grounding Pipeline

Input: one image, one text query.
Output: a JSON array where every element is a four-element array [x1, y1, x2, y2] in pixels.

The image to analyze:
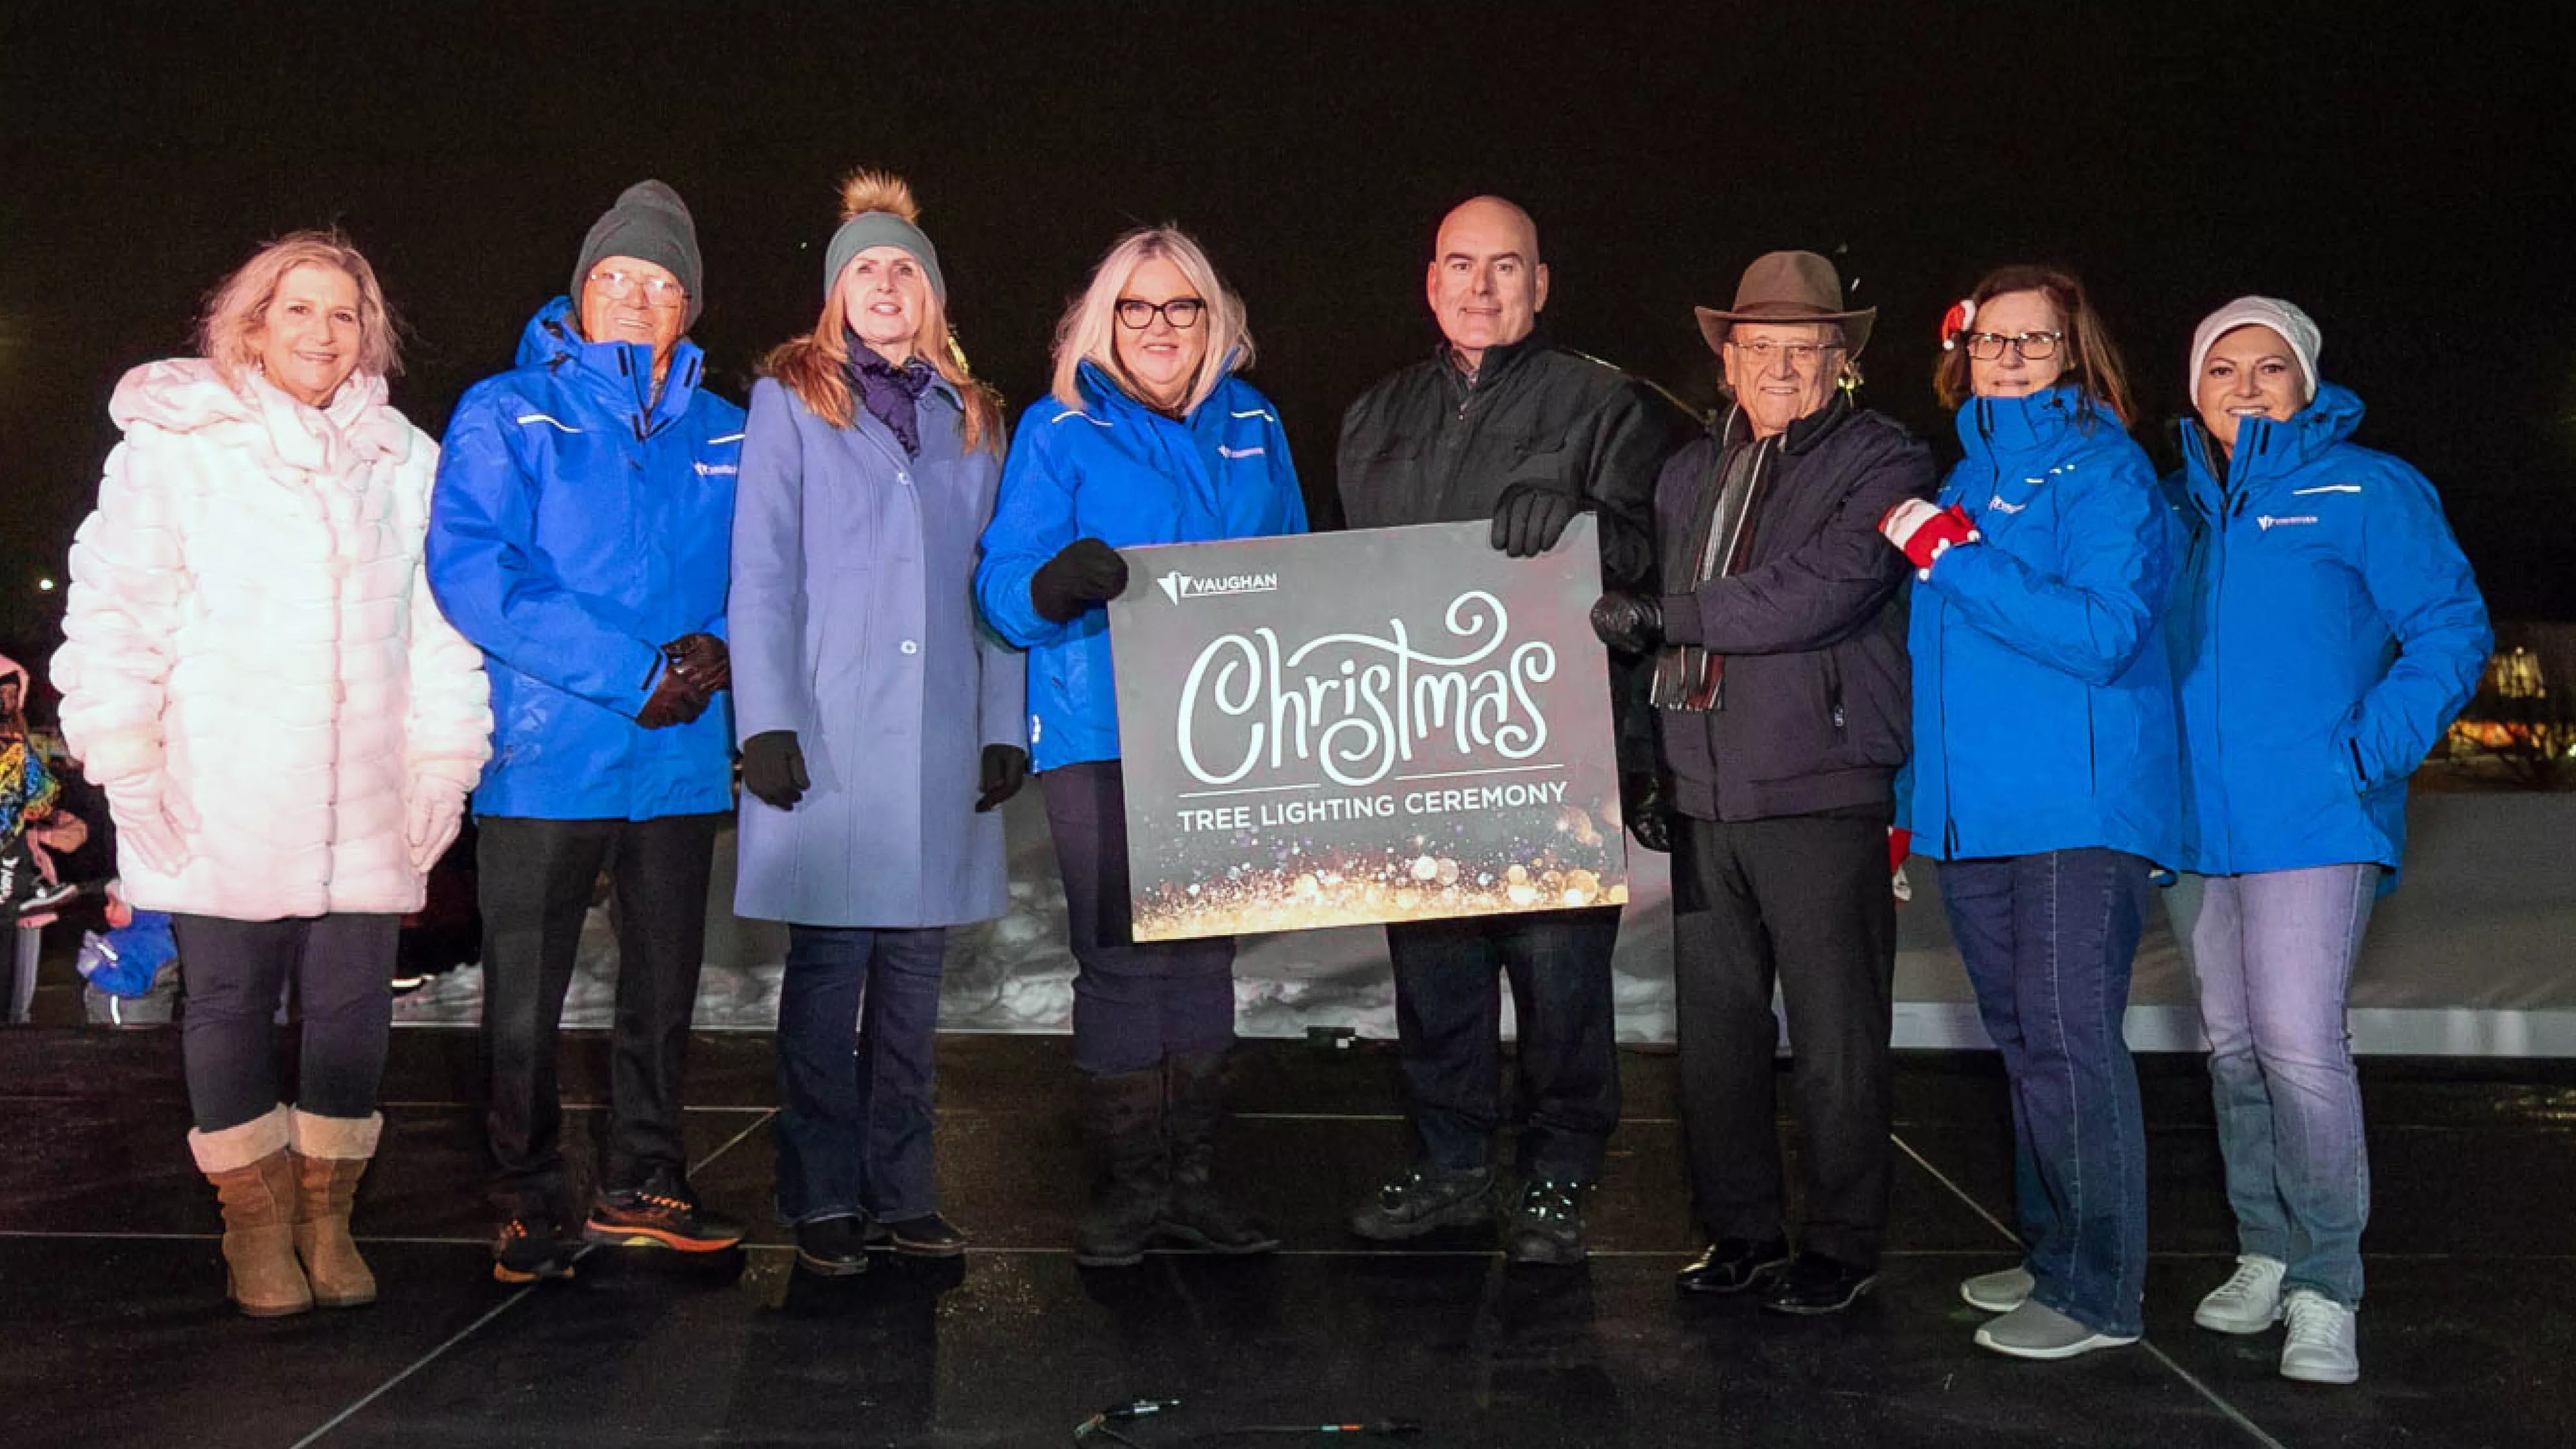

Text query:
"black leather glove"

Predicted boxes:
[[664, 633, 730, 694], [1028, 538, 1131, 623], [636, 652, 710, 728], [1490, 484, 1580, 558], [1622, 772, 1672, 854], [1590, 592, 1664, 654], [976, 744, 1030, 813], [739, 730, 810, 808]]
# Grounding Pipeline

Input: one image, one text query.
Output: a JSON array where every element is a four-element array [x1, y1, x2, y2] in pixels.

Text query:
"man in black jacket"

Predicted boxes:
[[1591, 251, 1936, 1314], [1337, 196, 1689, 1265]]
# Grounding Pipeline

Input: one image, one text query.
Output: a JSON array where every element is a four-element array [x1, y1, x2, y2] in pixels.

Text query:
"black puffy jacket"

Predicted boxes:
[[1653, 396, 1937, 822]]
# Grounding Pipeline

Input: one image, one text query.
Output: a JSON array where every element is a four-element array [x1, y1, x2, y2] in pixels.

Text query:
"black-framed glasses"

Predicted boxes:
[[1960, 330, 2063, 361], [1115, 297, 1206, 330]]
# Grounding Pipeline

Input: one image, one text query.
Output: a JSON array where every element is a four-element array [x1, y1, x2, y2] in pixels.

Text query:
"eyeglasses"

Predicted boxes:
[[587, 269, 689, 308], [1725, 339, 1841, 370], [1960, 330, 2063, 361], [1115, 298, 1206, 330]]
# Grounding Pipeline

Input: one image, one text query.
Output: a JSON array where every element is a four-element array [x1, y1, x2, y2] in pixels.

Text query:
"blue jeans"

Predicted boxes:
[[1941, 849, 2150, 1338], [2176, 866, 2377, 1309], [773, 924, 948, 1225]]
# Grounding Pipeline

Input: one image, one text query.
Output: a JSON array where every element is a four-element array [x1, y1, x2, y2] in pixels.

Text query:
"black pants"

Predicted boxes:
[[1040, 761, 1238, 1076], [1671, 811, 1895, 1268], [477, 813, 722, 1220], [171, 912, 400, 1133], [1386, 907, 1622, 1182]]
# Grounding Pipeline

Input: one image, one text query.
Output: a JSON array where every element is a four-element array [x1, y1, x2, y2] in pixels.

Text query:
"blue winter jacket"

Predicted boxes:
[[427, 298, 745, 819], [974, 362, 1307, 770], [2166, 383, 2488, 882], [1899, 387, 2181, 864]]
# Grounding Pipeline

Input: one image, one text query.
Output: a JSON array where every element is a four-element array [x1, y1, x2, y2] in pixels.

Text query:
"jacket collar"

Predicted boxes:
[[516, 296, 708, 437], [2179, 381, 2367, 509], [1956, 384, 2109, 465], [1441, 325, 1548, 394], [1717, 387, 1855, 457], [1074, 357, 1234, 428]]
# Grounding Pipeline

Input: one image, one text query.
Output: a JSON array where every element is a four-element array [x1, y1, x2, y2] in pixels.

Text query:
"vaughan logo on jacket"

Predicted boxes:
[[2257, 514, 2320, 531], [1156, 571, 1280, 604]]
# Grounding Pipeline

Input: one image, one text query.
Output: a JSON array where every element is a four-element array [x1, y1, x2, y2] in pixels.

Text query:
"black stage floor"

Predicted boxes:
[[2, 1025, 2570, 1448]]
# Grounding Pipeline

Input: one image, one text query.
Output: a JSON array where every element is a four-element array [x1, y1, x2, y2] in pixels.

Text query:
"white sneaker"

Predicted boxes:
[[1960, 1263, 2035, 1314], [2193, 1254, 2287, 1335], [2279, 1289, 2360, 1385]]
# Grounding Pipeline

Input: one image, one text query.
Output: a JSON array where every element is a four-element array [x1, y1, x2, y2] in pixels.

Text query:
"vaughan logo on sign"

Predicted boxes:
[[1157, 570, 1281, 604]]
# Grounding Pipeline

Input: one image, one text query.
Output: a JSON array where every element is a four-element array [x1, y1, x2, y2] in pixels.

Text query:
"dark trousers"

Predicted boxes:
[[171, 912, 400, 1133], [477, 812, 723, 1220], [1671, 812, 1895, 1268], [1039, 760, 1237, 1077], [774, 923, 947, 1225], [1386, 907, 1623, 1182], [1941, 849, 2150, 1337]]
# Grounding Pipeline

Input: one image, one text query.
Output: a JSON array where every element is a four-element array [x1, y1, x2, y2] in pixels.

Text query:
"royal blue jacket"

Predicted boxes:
[[427, 298, 745, 820], [2166, 383, 2488, 882], [974, 362, 1307, 770], [1899, 386, 2181, 864]]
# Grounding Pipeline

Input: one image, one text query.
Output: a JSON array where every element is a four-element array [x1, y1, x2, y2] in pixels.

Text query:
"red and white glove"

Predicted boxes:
[[1879, 500, 1980, 573]]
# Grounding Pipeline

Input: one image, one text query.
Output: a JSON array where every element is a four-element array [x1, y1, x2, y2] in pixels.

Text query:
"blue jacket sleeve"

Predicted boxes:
[[965, 442, 1029, 752], [1270, 413, 1310, 535], [2344, 460, 2491, 791], [1926, 455, 2174, 687], [727, 382, 809, 743], [975, 419, 1078, 649], [427, 390, 665, 713]]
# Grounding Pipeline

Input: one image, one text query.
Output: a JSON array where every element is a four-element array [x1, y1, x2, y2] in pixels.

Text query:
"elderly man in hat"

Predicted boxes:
[[428, 180, 748, 1283], [1337, 195, 1690, 1265], [1590, 251, 1936, 1313]]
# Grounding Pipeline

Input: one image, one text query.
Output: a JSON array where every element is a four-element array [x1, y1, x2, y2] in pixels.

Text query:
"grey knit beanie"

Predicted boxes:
[[2190, 296, 2320, 402], [571, 180, 705, 327], [823, 211, 944, 304]]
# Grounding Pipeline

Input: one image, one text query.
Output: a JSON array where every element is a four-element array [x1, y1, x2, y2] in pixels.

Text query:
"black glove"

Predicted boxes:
[[1622, 772, 1672, 854], [1029, 538, 1131, 623], [664, 633, 730, 694], [739, 730, 810, 808], [1590, 592, 1664, 654], [976, 744, 1030, 813], [1490, 484, 1580, 558]]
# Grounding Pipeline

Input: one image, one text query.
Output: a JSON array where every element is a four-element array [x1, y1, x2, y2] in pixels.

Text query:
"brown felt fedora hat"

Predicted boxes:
[[1694, 250, 1875, 359]]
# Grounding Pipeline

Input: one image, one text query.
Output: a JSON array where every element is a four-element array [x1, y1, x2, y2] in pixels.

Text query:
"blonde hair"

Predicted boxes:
[[764, 170, 1005, 453], [1050, 225, 1251, 415], [195, 229, 399, 389]]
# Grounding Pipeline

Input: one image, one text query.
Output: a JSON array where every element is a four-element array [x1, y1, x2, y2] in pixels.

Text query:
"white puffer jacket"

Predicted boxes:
[[52, 359, 492, 919]]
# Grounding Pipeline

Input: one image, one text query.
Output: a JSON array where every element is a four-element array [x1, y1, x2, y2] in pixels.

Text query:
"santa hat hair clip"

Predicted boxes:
[[1939, 298, 1976, 352]]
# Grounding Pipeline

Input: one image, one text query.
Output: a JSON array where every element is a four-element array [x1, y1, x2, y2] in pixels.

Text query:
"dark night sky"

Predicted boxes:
[[5, 1, 2571, 656]]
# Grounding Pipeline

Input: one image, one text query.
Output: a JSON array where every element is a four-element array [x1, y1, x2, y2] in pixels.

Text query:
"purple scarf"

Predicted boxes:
[[844, 341, 939, 455]]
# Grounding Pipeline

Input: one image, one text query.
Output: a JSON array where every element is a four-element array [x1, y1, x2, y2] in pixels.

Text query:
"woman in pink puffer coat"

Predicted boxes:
[[52, 230, 490, 1317]]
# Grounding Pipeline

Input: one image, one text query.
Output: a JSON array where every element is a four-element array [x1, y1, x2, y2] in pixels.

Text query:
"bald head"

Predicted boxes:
[[1427, 195, 1550, 370]]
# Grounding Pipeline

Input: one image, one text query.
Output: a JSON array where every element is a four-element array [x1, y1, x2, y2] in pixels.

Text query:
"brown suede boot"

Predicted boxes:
[[289, 1108, 383, 1308], [189, 1106, 311, 1317]]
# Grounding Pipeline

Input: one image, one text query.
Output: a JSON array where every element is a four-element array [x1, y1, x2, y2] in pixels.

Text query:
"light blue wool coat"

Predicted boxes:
[[728, 374, 1024, 928]]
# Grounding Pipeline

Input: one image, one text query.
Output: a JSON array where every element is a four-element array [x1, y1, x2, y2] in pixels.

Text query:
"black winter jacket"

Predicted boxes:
[[1653, 396, 1938, 822], [1335, 334, 1689, 591]]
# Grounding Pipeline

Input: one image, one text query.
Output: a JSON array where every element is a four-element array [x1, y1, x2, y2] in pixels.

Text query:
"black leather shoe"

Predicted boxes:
[[871, 1213, 969, 1258], [1674, 1237, 1792, 1295], [795, 1217, 870, 1276], [1758, 1253, 1879, 1315]]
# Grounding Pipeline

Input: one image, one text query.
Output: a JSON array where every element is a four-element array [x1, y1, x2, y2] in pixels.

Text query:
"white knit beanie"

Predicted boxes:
[[2190, 296, 2321, 402]]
